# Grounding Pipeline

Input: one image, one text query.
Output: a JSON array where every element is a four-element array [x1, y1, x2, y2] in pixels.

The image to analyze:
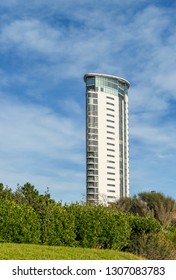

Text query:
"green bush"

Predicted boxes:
[[66, 203, 102, 248], [127, 232, 176, 259], [123, 215, 176, 259], [165, 225, 176, 245], [1, 183, 176, 260], [0, 199, 40, 243], [67, 204, 131, 250], [128, 214, 162, 234], [41, 203, 76, 246]]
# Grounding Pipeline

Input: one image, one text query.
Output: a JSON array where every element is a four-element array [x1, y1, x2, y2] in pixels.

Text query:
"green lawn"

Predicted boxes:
[[0, 243, 143, 260]]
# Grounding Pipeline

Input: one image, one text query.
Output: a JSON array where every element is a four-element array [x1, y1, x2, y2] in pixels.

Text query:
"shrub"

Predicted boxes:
[[124, 215, 176, 259], [128, 232, 176, 259], [128, 215, 162, 234], [165, 225, 176, 245], [66, 203, 104, 248], [101, 207, 131, 250], [41, 203, 76, 246], [67, 203, 131, 250], [0, 199, 40, 243]]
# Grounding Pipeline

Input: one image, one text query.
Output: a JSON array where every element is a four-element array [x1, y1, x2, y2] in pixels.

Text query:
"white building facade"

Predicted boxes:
[[84, 73, 130, 205]]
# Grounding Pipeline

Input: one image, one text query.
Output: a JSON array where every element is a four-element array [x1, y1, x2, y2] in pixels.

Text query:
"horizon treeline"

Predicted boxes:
[[0, 182, 176, 259]]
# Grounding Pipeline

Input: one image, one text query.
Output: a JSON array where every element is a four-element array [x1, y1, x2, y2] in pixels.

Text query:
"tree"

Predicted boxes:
[[14, 182, 40, 208], [138, 192, 176, 227], [0, 183, 14, 200], [115, 192, 176, 227], [115, 195, 149, 216]]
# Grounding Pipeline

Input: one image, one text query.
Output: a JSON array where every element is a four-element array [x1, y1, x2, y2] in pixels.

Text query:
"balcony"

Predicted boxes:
[[87, 188, 98, 194]]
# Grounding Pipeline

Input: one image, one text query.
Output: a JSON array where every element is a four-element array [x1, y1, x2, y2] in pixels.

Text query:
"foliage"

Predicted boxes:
[[1, 183, 176, 259], [115, 192, 176, 227], [123, 215, 176, 259], [128, 214, 162, 234], [115, 196, 149, 216], [165, 225, 176, 245], [0, 183, 14, 200], [138, 192, 176, 227], [67, 203, 131, 250], [126, 232, 176, 260], [40, 203, 76, 246], [0, 198, 40, 244]]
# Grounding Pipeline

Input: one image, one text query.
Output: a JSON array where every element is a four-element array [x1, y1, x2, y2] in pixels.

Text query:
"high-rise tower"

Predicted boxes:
[[84, 73, 130, 205]]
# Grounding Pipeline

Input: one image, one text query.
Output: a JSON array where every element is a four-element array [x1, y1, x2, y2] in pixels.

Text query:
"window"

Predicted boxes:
[[107, 148, 115, 152], [87, 152, 94, 157], [88, 158, 98, 163], [87, 77, 95, 86], [88, 164, 94, 169], [107, 172, 115, 175], [107, 125, 115, 129], [87, 146, 98, 152], [87, 123, 98, 128], [88, 98, 94, 105], [107, 137, 115, 140], [107, 113, 115, 117], [88, 134, 98, 140], [87, 170, 94, 175], [87, 128, 98, 134], [107, 166, 115, 169], [88, 140, 98, 146], [88, 182, 98, 187], [107, 131, 115, 135], [87, 188, 98, 194], [107, 160, 115, 163], [88, 170, 98, 175], [106, 102, 114, 106], [87, 151, 98, 157], [107, 143, 115, 146], [87, 116, 98, 128], [107, 184, 115, 187], [107, 154, 115, 158], [106, 96, 114, 100], [118, 87, 124, 94], [87, 176, 94, 181], [107, 119, 114, 123], [87, 104, 97, 111], [107, 178, 115, 181], [88, 92, 97, 98], [107, 108, 114, 112], [88, 158, 94, 163], [87, 194, 98, 200], [88, 110, 98, 116], [107, 190, 115, 193]]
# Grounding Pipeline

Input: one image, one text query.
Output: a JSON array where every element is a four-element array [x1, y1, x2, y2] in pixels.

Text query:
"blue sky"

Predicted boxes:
[[0, 0, 176, 202]]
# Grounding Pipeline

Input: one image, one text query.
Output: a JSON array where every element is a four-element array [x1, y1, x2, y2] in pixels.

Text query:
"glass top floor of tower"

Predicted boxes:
[[83, 73, 130, 95]]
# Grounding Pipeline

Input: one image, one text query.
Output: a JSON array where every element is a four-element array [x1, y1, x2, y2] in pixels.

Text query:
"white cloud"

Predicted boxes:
[[0, 1, 176, 200], [1, 19, 63, 55], [0, 100, 82, 154], [0, 94, 85, 201]]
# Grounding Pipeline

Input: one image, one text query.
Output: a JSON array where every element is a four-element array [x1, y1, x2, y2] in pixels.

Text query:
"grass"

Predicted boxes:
[[0, 243, 143, 260]]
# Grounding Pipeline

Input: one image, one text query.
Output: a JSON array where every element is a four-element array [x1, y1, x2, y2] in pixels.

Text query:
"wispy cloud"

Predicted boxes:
[[0, 0, 176, 200], [0, 92, 85, 200]]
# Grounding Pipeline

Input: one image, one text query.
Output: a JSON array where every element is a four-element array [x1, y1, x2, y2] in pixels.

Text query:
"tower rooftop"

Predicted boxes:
[[83, 73, 130, 88]]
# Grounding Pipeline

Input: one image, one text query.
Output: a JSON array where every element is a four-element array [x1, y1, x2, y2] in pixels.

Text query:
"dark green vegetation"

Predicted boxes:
[[0, 243, 143, 260], [0, 183, 176, 259]]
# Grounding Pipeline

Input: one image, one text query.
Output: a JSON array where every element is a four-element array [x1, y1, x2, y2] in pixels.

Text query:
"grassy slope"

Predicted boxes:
[[0, 243, 143, 260]]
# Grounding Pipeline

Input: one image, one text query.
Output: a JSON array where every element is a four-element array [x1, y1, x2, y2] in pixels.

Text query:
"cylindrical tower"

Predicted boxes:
[[84, 73, 130, 205]]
